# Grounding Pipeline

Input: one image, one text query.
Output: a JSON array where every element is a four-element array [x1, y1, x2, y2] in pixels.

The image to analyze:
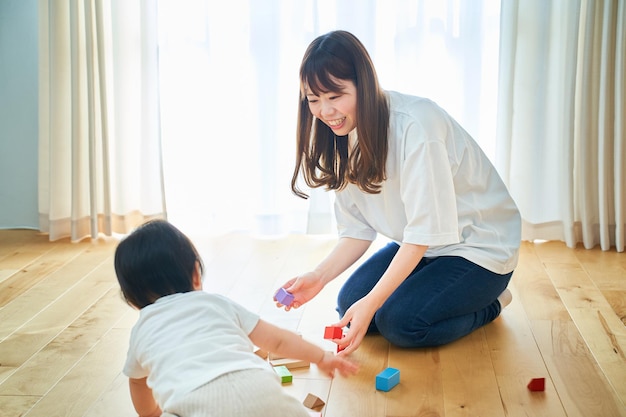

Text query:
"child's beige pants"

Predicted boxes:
[[161, 368, 312, 417]]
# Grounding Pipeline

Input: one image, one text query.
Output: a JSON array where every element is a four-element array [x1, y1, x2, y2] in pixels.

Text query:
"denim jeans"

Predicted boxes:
[[336, 242, 512, 347]]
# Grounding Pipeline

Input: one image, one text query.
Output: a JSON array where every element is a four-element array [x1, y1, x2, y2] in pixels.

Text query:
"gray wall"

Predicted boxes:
[[0, 0, 39, 229]]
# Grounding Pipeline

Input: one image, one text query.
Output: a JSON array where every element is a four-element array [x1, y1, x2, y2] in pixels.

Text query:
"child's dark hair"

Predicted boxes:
[[114, 219, 204, 309]]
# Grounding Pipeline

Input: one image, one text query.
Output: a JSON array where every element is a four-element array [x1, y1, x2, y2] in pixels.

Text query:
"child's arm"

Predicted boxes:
[[128, 377, 162, 417], [248, 319, 359, 377]]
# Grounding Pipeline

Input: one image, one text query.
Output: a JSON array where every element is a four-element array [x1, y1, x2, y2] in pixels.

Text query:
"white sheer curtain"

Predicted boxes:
[[38, 0, 166, 242], [497, 0, 625, 252], [158, 0, 502, 238]]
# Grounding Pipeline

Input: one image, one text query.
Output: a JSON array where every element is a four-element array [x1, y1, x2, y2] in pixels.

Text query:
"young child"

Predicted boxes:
[[114, 219, 358, 417]]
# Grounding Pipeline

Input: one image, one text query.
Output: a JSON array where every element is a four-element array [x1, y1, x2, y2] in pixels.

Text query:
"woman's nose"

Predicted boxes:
[[320, 101, 334, 117]]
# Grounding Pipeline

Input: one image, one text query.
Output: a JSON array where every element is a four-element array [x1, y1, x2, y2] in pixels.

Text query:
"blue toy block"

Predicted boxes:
[[376, 367, 400, 391], [276, 287, 295, 306]]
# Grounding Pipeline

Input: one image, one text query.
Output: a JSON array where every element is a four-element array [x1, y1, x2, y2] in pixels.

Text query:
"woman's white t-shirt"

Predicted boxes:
[[123, 291, 272, 410], [334, 91, 521, 274]]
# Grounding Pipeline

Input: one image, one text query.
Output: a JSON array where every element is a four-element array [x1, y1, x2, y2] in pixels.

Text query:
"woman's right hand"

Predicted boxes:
[[274, 271, 325, 311]]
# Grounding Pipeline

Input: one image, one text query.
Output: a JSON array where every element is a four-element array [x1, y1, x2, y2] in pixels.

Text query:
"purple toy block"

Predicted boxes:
[[276, 287, 295, 306]]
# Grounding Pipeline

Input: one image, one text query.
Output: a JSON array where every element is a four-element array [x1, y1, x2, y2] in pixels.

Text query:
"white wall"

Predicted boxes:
[[0, 0, 39, 229]]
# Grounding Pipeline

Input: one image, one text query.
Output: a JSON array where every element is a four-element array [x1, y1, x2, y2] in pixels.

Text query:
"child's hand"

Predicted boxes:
[[315, 351, 359, 378]]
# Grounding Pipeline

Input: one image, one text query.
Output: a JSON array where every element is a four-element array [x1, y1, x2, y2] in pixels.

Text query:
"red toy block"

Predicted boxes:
[[336, 342, 346, 353], [324, 326, 343, 339], [527, 377, 545, 391]]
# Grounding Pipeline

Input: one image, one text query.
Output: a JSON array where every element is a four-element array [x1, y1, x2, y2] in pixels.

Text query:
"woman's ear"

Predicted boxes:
[[192, 261, 203, 290]]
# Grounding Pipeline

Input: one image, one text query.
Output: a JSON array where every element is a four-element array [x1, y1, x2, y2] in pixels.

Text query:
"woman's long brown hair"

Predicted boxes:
[[291, 30, 389, 199]]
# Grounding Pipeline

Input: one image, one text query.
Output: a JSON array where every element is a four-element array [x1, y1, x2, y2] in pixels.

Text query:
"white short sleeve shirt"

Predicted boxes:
[[334, 91, 521, 274], [123, 291, 272, 411]]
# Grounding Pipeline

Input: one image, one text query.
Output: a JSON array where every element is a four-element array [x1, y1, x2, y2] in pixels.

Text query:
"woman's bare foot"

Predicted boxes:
[[497, 288, 512, 309]]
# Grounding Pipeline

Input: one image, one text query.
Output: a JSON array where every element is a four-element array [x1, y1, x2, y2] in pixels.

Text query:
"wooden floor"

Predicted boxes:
[[0, 229, 625, 417]]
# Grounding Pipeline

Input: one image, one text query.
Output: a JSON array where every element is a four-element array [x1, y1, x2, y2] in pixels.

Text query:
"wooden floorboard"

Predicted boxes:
[[0, 230, 624, 416], [484, 286, 568, 417]]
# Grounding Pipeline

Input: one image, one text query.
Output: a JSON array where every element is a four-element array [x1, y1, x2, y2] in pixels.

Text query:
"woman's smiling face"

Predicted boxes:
[[305, 78, 357, 136]]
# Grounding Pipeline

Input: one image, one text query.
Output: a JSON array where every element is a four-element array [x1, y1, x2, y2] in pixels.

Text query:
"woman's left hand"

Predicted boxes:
[[330, 296, 379, 356]]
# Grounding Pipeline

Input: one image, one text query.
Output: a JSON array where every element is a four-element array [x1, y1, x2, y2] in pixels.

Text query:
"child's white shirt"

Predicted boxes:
[[123, 291, 273, 410]]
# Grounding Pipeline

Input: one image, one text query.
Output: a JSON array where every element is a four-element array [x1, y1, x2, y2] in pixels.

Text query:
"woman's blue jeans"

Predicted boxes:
[[336, 242, 512, 348]]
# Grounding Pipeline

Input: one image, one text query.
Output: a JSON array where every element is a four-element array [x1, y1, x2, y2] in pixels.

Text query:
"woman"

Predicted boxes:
[[275, 30, 521, 355]]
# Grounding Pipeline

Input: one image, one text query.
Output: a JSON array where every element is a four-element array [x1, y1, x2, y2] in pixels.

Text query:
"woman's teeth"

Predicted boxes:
[[328, 117, 345, 126]]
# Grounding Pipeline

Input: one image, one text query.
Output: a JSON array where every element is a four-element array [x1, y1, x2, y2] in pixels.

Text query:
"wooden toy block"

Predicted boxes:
[[270, 357, 310, 370], [276, 287, 295, 306], [527, 377, 545, 391], [376, 367, 400, 392], [273, 365, 293, 384], [303, 393, 325, 410], [253, 346, 269, 360], [324, 326, 343, 339]]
